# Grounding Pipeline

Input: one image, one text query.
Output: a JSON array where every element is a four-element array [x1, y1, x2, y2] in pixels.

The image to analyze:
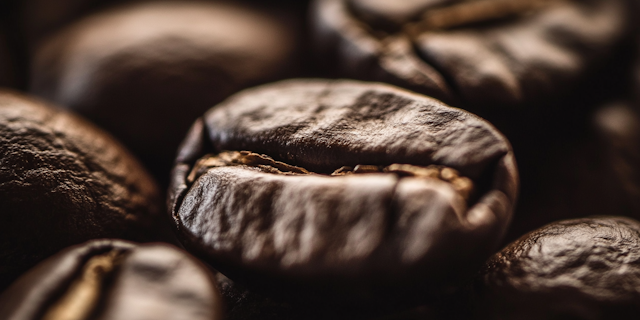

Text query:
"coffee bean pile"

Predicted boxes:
[[1, 0, 639, 319]]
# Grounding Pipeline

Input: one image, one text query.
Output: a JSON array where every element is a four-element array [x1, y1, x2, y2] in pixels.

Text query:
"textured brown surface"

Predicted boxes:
[[476, 217, 640, 319], [0, 239, 223, 320], [0, 91, 169, 290], [30, 1, 299, 186], [312, 0, 632, 110], [170, 79, 518, 303]]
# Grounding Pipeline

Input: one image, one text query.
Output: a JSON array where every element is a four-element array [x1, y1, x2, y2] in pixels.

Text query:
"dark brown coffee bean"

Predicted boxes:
[[169, 79, 518, 304], [0, 239, 223, 320], [30, 1, 299, 187], [0, 90, 171, 290], [475, 217, 640, 319], [312, 0, 633, 110]]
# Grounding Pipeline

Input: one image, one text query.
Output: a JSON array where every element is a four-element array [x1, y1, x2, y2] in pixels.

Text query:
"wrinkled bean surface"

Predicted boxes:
[[0, 90, 169, 290], [170, 79, 518, 301], [476, 217, 640, 319], [312, 0, 631, 109]]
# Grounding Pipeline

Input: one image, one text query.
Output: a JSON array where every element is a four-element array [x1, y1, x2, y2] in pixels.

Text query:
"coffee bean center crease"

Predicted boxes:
[[188, 151, 474, 201], [404, 0, 563, 36], [42, 250, 126, 320]]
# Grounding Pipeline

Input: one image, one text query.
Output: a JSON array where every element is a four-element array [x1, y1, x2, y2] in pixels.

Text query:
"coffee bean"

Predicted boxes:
[[475, 217, 640, 319], [0, 90, 171, 290], [312, 0, 633, 110], [29, 0, 300, 187], [169, 79, 518, 304], [0, 239, 223, 320]]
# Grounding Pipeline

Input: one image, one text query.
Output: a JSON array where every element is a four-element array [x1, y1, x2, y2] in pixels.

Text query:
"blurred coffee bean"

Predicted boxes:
[[0, 239, 223, 320], [311, 0, 633, 113], [30, 0, 300, 187], [169, 79, 518, 306], [475, 217, 640, 319], [0, 90, 171, 290]]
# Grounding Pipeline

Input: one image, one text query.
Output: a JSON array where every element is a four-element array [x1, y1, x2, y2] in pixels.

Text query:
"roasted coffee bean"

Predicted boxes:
[[0, 239, 223, 320], [30, 1, 299, 187], [312, 0, 633, 110], [169, 79, 518, 304], [0, 91, 171, 290], [475, 217, 640, 319]]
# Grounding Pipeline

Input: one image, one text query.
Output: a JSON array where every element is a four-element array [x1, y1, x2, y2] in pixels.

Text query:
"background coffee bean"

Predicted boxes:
[[0, 90, 172, 291], [0, 0, 638, 318], [29, 0, 301, 187], [0, 239, 223, 320], [475, 217, 640, 319], [311, 0, 634, 112], [170, 79, 518, 306]]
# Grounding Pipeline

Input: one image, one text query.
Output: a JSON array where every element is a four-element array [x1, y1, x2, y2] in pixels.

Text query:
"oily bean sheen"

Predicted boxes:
[[0, 91, 169, 290], [170, 79, 519, 302], [475, 217, 640, 320], [0, 239, 223, 320], [30, 1, 298, 186], [312, 0, 632, 110]]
